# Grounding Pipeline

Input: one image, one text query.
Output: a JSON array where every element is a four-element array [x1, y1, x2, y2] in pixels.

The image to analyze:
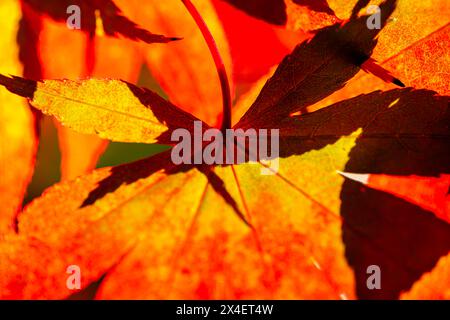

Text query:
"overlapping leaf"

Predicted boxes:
[[29, 0, 234, 176], [222, 0, 338, 30], [338, 173, 450, 224], [0, 75, 199, 144], [306, 0, 450, 112], [0, 0, 449, 300], [20, 0, 179, 179], [119, 0, 233, 127], [2, 86, 448, 299], [33, 3, 144, 179], [237, 0, 396, 127]]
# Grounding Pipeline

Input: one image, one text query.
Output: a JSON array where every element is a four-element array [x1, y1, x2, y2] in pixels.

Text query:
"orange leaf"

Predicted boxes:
[[237, 0, 397, 128], [401, 252, 450, 300], [339, 173, 450, 224], [119, 0, 233, 127], [308, 1, 450, 112], [0, 0, 37, 234], [2, 87, 448, 299], [0, 0, 449, 300], [213, 0, 308, 83]]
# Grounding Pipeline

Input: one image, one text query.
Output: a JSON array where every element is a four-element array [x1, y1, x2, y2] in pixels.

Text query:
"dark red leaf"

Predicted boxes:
[[236, 0, 398, 128], [293, 0, 335, 15], [221, 0, 287, 25], [221, 0, 336, 25]]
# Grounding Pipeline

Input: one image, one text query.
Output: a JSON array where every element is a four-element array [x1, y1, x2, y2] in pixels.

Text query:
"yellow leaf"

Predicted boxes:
[[37, 13, 144, 179], [0, 0, 36, 234], [0, 76, 198, 144]]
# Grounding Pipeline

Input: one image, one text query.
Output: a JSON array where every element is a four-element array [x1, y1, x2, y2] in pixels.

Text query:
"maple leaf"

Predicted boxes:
[[0, 0, 449, 300], [18, 0, 181, 180], [237, 0, 399, 126], [302, 0, 450, 114], [21, 0, 233, 180], [221, 0, 288, 25], [0, 75, 200, 145]]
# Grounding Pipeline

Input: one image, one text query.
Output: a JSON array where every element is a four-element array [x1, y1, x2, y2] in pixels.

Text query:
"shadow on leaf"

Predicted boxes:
[[7, 0, 447, 299], [275, 88, 450, 298]]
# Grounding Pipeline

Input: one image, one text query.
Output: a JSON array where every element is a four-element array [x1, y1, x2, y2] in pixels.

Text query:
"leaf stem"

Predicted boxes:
[[181, 0, 232, 131]]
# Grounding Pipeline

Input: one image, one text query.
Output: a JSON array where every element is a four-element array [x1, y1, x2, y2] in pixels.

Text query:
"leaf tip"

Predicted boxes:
[[0, 74, 37, 100], [168, 36, 183, 42], [337, 171, 369, 185], [392, 78, 406, 88]]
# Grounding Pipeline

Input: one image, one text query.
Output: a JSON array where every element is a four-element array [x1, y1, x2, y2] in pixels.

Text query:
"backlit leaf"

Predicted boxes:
[[35, 7, 143, 179], [307, 1, 450, 112], [401, 253, 450, 299], [0, 0, 448, 300], [0, 76, 198, 144], [1, 87, 448, 299], [338, 173, 450, 224], [237, 0, 396, 127]]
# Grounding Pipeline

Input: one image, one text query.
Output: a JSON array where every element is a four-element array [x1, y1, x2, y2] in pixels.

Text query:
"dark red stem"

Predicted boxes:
[[181, 0, 232, 131]]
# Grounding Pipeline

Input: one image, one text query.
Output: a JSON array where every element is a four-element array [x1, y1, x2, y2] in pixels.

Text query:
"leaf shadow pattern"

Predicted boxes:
[[0, 0, 396, 216], [338, 93, 450, 299], [276, 88, 450, 299], [341, 182, 450, 299], [80, 149, 248, 226], [122, 82, 248, 224], [124, 81, 204, 145], [276, 89, 449, 161], [4, 0, 447, 299], [237, 0, 397, 128], [81, 85, 450, 299]]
